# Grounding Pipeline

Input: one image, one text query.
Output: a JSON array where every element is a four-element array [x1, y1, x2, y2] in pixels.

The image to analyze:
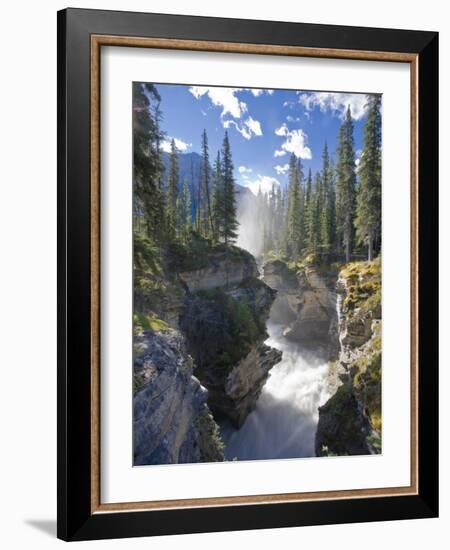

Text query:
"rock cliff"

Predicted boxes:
[[262, 257, 339, 360], [180, 262, 281, 428], [133, 328, 224, 465], [315, 259, 382, 456], [178, 245, 258, 292], [133, 238, 282, 460]]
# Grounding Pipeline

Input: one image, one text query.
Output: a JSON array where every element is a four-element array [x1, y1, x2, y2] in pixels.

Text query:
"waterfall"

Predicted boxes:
[[220, 301, 332, 461], [335, 278, 345, 350]]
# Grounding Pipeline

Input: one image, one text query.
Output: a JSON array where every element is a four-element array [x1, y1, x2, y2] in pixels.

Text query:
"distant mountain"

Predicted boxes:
[[161, 151, 256, 214]]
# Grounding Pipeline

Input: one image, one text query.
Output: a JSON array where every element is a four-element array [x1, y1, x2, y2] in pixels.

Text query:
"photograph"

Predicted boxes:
[[132, 82, 382, 466]]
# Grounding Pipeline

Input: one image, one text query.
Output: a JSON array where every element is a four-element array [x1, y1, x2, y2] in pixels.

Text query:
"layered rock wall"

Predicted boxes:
[[133, 329, 224, 465], [315, 259, 382, 456], [262, 259, 339, 360]]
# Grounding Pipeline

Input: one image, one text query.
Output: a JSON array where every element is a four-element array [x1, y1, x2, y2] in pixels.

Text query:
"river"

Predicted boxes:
[[220, 296, 332, 461]]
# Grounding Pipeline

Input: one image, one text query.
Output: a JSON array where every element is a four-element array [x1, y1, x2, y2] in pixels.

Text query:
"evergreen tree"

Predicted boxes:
[[166, 138, 179, 239], [304, 168, 313, 246], [200, 129, 213, 237], [320, 143, 336, 251], [336, 106, 357, 262], [355, 95, 382, 260], [177, 176, 192, 242], [221, 132, 239, 244], [211, 151, 223, 242], [328, 158, 337, 249], [132, 82, 165, 242], [307, 172, 322, 252], [297, 158, 306, 253], [285, 154, 302, 259], [189, 155, 199, 233]]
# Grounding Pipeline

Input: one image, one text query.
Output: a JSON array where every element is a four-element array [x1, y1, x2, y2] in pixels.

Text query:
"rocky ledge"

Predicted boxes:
[[178, 244, 258, 292]]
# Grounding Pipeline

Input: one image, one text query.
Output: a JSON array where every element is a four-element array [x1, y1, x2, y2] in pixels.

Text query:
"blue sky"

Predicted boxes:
[[151, 83, 373, 194]]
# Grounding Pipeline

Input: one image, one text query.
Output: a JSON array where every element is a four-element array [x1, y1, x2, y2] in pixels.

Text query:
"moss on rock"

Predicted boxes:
[[316, 257, 382, 456]]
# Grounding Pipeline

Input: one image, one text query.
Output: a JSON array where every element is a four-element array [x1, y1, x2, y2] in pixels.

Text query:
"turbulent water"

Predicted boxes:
[[221, 305, 331, 461]]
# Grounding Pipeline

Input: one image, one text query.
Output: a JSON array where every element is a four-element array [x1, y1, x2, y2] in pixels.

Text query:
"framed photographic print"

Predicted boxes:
[[57, 8, 439, 541]]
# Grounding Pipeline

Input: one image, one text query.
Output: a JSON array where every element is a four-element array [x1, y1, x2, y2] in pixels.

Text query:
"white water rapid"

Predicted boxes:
[[220, 306, 332, 461]]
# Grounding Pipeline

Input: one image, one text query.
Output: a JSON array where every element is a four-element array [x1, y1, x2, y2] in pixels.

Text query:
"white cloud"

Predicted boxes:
[[189, 86, 247, 118], [273, 123, 312, 159], [275, 124, 288, 136], [274, 163, 290, 175], [245, 117, 262, 136], [238, 166, 252, 174], [247, 88, 274, 96], [223, 116, 263, 140], [161, 137, 192, 153], [298, 92, 369, 120], [245, 175, 280, 196], [189, 87, 264, 139], [286, 115, 301, 123]]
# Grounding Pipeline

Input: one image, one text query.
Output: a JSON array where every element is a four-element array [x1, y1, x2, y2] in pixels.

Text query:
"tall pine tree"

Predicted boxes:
[[355, 95, 382, 260], [211, 151, 223, 242], [166, 138, 179, 240], [221, 132, 239, 244], [177, 176, 192, 242], [307, 172, 322, 252], [304, 168, 313, 248], [285, 154, 302, 259], [132, 82, 165, 243], [336, 106, 357, 262], [320, 143, 336, 251], [200, 129, 213, 237]]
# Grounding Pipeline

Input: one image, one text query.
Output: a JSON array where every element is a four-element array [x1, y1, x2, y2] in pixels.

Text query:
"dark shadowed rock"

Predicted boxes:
[[315, 383, 374, 456]]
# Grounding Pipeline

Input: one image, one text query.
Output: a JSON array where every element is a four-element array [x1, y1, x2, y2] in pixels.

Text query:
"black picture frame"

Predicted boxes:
[[57, 7, 438, 541]]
